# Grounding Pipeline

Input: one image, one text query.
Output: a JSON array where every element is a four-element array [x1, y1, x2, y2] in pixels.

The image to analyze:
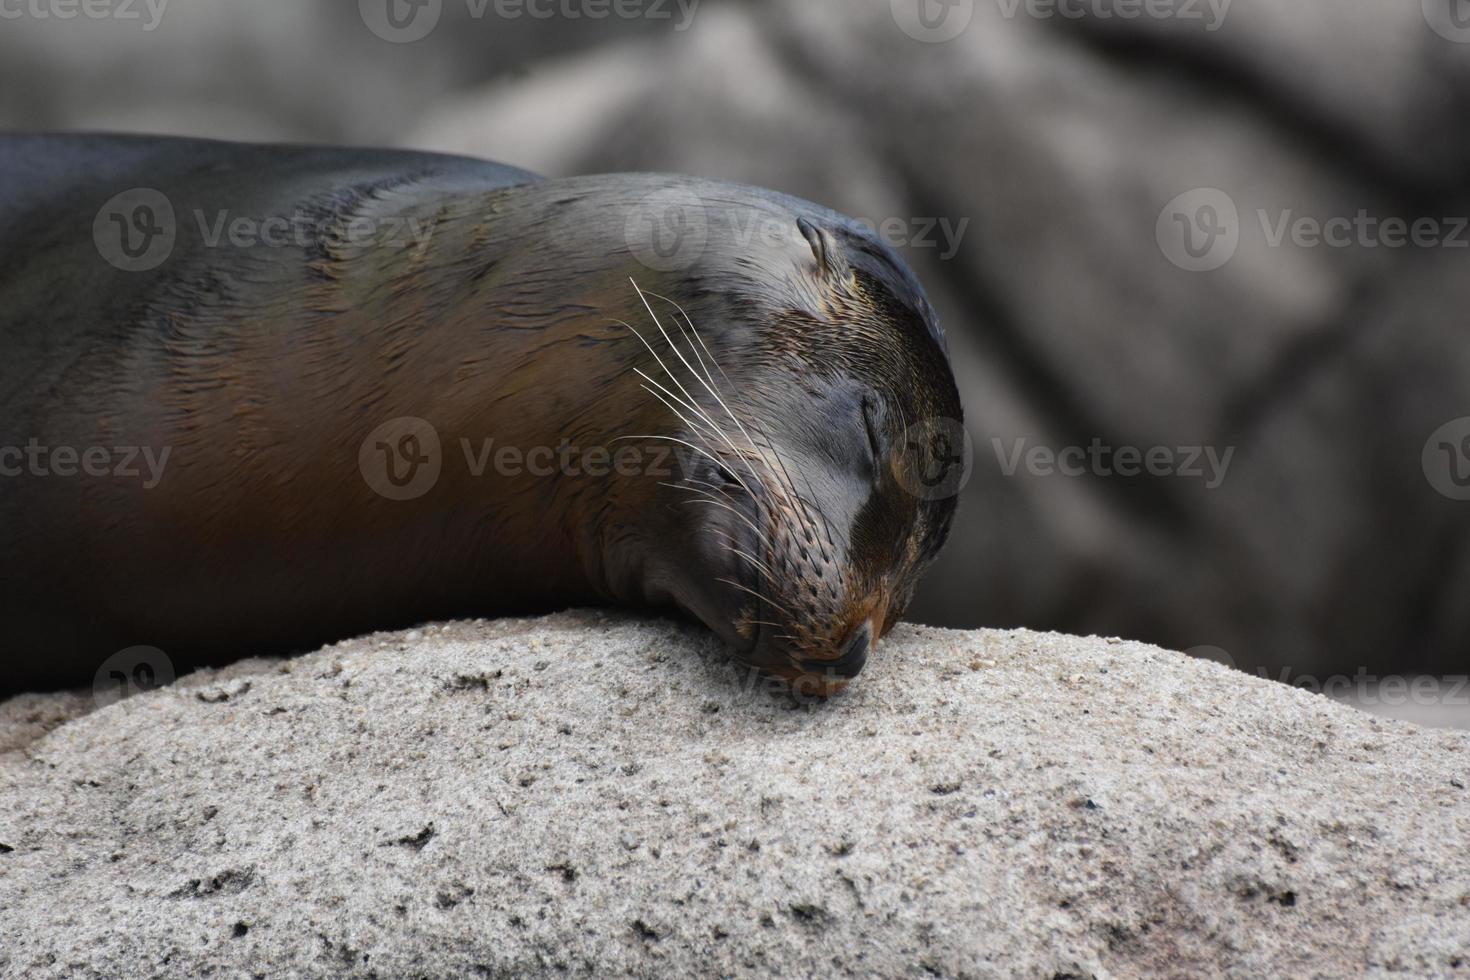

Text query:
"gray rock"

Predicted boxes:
[[2, 611, 1466, 977]]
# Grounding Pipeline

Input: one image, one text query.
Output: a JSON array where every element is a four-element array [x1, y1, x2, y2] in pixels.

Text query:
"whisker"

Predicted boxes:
[[636, 382, 728, 466], [670, 490, 767, 543], [644, 290, 813, 532], [613, 434, 745, 491], [617, 316, 765, 505], [645, 291, 823, 530], [633, 368, 723, 439], [620, 303, 747, 466], [708, 528, 781, 583], [629, 281, 772, 493], [716, 577, 795, 620]]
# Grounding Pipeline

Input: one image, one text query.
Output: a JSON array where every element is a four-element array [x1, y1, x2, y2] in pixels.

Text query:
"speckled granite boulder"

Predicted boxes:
[[1, 611, 1467, 977]]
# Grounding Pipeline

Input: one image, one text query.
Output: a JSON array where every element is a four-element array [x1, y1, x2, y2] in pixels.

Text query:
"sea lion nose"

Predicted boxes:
[[808, 619, 874, 681]]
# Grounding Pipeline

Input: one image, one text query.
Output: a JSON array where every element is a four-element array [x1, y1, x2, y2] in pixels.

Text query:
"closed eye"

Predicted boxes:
[[863, 397, 884, 468]]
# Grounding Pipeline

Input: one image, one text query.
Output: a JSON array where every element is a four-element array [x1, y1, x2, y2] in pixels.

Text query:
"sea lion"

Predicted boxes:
[[0, 134, 964, 698]]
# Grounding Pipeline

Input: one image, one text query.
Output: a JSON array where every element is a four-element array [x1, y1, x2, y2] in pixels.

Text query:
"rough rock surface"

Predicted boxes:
[[2, 611, 1467, 978]]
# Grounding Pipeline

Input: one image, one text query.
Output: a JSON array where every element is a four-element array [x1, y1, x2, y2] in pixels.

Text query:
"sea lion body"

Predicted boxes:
[[0, 135, 962, 697]]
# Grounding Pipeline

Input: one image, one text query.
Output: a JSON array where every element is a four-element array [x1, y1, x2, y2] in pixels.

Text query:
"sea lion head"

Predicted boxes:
[[605, 182, 965, 696]]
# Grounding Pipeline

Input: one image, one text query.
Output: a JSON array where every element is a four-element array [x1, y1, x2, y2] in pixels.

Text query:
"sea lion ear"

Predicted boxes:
[[797, 217, 842, 279]]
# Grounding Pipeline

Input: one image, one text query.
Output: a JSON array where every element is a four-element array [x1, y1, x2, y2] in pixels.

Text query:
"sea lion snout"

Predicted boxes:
[[799, 619, 874, 682]]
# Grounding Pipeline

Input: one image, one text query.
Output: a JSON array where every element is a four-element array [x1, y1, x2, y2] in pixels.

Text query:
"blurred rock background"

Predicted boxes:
[[3, 0, 1468, 691]]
